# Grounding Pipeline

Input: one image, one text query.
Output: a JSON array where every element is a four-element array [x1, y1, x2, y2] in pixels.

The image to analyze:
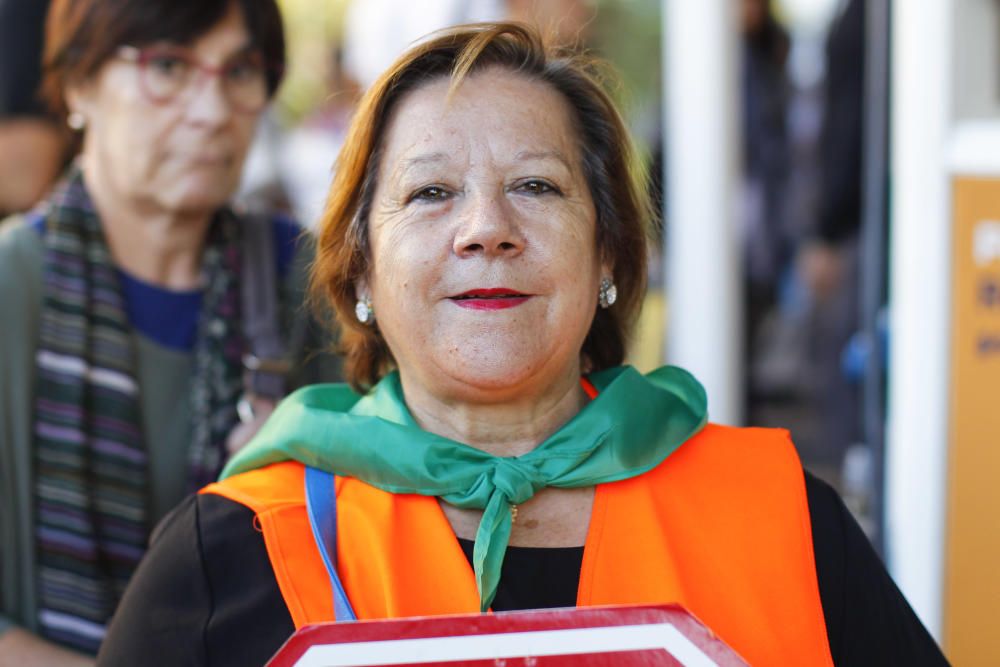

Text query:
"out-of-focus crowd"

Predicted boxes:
[[0, 0, 870, 662]]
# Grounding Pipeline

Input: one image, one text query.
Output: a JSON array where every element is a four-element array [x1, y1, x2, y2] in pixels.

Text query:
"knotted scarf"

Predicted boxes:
[[31, 168, 244, 653], [222, 364, 707, 611]]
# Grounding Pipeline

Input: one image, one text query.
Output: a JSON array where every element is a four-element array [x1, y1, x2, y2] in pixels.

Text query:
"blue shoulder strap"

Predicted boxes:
[[303, 466, 357, 621]]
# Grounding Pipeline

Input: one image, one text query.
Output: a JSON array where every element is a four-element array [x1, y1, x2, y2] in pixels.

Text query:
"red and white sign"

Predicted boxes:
[[267, 604, 748, 666]]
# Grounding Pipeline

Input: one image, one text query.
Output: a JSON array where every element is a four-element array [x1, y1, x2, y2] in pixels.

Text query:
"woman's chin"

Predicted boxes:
[[162, 189, 233, 216], [157, 172, 240, 213], [428, 349, 570, 401]]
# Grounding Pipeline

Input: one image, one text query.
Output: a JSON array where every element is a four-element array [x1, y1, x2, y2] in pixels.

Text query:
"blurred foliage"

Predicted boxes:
[[273, 0, 352, 124], [588, 0, 662, 233], [589, 0, 662, 146]]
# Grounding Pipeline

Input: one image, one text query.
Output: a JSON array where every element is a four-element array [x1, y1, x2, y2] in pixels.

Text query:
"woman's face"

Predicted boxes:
[[365, 69, 606, 402], [68, 2, 262, 215]]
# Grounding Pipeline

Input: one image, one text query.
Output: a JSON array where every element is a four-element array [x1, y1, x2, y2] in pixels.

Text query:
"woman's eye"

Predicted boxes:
[[517, 180, 558, 195], [226, 63, 254, 82], [225, 57, 265, 84], [147, 55, 188, 78], [411, 186, 451, 202]]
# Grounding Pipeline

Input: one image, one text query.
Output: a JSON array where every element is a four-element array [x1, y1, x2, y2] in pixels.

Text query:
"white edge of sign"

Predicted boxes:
[[292, 622, 720, 667], [948, 120, 1000, 176]]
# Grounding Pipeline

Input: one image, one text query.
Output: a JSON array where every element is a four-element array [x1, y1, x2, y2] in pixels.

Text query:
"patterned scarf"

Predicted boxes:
[[31, 169, 244, 653]]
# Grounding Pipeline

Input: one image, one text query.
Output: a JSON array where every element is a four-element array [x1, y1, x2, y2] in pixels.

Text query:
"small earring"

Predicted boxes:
[[67, 112, 86, 131], [598, 277, 617, 309], [355, 296, 374, 324]]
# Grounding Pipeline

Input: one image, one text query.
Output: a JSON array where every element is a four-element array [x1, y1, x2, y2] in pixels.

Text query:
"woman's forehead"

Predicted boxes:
[[378, 70, 583, 172]]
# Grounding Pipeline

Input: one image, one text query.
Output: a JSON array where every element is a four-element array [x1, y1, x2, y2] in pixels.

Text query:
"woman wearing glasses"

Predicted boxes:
[[0, 0, 337, 662]]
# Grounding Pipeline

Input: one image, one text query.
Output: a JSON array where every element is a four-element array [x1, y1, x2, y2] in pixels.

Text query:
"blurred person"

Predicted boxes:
[[0, 0, 339, 661], [798, 0, 866, 470], [740, 0, 793, 398], [0, 0, 68, 217], [808, 0, 865, 276], [101, 23, 946, 666]]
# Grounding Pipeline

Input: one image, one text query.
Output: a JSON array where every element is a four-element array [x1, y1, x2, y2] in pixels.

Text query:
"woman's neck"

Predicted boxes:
[[81, 162, 213, 290], [401, 367, 589, 458]]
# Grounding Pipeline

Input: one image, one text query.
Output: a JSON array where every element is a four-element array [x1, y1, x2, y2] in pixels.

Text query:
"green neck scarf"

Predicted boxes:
[[222, 365, 707, 611]]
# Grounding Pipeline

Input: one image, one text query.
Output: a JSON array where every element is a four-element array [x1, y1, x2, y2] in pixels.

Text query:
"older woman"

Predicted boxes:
[[0, 0, 338, 662], [99, 23, 946, 666]]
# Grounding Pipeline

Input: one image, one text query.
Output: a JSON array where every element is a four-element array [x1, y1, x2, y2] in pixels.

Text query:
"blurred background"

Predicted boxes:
[[3, 0, 998, 663]]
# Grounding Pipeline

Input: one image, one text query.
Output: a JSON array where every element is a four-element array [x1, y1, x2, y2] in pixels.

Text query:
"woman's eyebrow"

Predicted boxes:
[[514, 150, 573, 172], [392, 152, 449, 180]]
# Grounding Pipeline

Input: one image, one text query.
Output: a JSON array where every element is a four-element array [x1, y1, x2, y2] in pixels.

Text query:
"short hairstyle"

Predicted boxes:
[[41, 0, 285, 119], [312, 22, 653, 392]]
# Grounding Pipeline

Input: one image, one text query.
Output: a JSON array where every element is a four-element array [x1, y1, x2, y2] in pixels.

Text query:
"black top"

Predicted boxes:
[[817, 0, 866, 244], [97, 472, 948, 666]]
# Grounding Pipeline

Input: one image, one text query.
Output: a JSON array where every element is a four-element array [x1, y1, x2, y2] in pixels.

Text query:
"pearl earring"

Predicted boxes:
[[598, 278, 617, 309], [355, 296, 374, 324], [67, 112, 86, 131]]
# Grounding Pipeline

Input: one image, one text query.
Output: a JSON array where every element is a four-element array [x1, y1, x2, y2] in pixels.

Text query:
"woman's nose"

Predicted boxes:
[[452, 192, 526, 258], [183, 74, 233, 126]]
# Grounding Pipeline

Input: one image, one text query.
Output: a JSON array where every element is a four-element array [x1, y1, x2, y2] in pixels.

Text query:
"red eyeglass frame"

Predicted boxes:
[[116, 44, 280, 113]]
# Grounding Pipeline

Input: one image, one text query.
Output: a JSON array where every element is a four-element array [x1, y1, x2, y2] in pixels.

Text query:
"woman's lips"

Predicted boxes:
[[449, 288, 531, 311]]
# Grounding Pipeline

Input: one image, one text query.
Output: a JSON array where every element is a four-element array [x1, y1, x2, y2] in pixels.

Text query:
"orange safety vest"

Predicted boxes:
[[202, 423, 833, 666]]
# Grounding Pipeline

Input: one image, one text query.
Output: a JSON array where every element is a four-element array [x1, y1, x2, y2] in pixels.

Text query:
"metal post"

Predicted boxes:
[[859, 0, 891, 557]]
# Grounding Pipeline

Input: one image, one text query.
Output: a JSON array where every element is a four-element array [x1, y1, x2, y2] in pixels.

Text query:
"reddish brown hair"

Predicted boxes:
[[312, 22, 653, 391]]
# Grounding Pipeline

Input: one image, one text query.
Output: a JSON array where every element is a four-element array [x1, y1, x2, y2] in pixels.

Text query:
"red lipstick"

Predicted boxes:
[[449, 288, 531, 310]]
